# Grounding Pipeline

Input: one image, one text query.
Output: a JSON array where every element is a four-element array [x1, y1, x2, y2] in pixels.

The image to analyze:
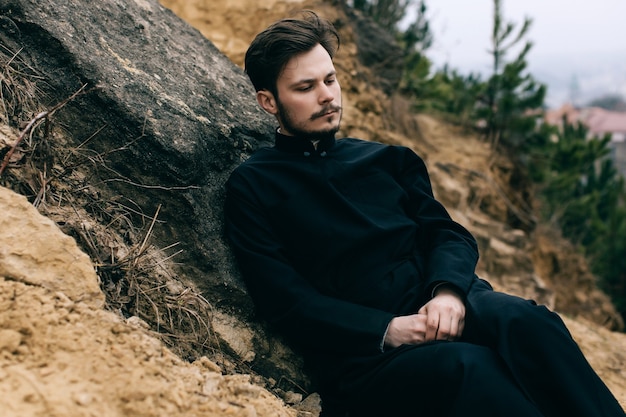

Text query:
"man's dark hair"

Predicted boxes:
[[244, 11, 340, 95]]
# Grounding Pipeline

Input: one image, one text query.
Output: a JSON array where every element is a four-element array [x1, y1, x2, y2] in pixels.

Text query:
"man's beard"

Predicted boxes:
[[276, 99, 341, 141]]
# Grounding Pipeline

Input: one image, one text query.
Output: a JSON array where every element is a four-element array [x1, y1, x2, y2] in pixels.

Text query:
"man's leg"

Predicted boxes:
[[463, 278, 625, 417], [340, 341, 545, 417]]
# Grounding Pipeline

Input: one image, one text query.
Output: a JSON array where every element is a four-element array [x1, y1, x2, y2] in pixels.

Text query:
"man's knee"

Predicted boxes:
[[467, 282, 554, 329], [464, 282, 573, 359], [416, 342, 505, 388], [445, 343, 503, 376], [340, 343, 503, 416]]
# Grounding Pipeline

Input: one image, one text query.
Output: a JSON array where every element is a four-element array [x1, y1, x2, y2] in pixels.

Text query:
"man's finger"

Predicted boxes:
[[425, 311, 440, 341], [457, 318, 465, 338], [446, 315, 457, 340]]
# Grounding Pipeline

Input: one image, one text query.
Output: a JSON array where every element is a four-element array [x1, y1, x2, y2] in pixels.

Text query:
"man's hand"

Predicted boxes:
[[384, 313, 428, 348], [418, 286, 465, 342], [383, 285, 465, 349]]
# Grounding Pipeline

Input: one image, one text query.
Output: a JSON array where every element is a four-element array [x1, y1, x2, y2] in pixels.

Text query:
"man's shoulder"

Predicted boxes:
[[337, 137, 417, 159], [339, 137, 415, 151], [231, 145, 275, 169], [226, 145, 277, 186], [338, 137, 387, 148], [335, 137, 394, 155]]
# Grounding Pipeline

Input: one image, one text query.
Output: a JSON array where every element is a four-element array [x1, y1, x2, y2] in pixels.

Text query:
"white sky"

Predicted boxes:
[[415, 0, 626, 107]]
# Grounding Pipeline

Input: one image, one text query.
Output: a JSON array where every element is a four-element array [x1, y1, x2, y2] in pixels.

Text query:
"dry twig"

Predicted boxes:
[[0, 83, 88, 176]]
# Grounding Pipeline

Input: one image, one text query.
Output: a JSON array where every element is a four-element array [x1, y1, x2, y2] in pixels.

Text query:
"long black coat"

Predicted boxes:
[[224, 132, 479, 387]]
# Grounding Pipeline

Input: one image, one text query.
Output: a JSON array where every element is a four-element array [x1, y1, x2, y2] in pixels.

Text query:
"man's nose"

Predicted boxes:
[[319, 83, 334, 103]]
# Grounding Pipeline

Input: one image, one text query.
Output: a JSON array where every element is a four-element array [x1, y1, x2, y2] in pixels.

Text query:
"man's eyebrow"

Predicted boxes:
[[289, 71, 337, 87]]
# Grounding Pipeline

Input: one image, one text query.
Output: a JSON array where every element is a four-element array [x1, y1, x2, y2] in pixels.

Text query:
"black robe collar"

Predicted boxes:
[[274, 130, 336, 155]]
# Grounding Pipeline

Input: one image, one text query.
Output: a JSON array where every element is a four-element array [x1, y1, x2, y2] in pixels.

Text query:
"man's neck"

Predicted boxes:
[[277, 128, 320, 149]]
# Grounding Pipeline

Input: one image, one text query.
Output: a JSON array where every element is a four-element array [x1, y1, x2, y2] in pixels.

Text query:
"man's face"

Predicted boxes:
[[259, 43, 342, 140]]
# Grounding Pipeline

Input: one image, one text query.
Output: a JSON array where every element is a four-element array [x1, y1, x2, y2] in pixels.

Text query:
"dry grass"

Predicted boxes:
[[0, 40, 221, 363], [0, 43, 44, 126]]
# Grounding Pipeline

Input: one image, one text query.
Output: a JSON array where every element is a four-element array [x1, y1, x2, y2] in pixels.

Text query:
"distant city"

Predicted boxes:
[[545, 104, 626, 179], [524, 50, 625, 109]]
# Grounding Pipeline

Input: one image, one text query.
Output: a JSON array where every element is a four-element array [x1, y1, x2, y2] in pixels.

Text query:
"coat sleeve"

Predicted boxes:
[[224, 177, 394, 356], [397, 148, 479, 297]]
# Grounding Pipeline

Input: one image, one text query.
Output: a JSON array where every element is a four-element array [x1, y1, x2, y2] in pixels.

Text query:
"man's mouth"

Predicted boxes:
[[312, 106, 341, 120]]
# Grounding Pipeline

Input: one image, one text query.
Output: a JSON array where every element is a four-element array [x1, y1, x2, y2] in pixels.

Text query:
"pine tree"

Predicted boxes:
[[479, 0, 545, 151], [397, 1, 434, 97], [536, 118, 626, 321], [351, 0, 412, 31]]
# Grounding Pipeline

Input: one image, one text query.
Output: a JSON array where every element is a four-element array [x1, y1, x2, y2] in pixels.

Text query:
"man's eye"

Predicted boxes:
[[297, 85, 312, 91], [326, 78, 336, 84]]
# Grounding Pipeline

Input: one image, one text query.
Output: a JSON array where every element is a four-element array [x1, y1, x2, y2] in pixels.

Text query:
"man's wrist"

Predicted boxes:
[[381, 318, 393, 352], [431, 282, 463, 298]]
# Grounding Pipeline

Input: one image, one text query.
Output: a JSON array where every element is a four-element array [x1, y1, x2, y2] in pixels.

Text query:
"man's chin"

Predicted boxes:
[[312, 126, 340, 140], [315, 119, 341, 136], [281, 117, 341, 140]]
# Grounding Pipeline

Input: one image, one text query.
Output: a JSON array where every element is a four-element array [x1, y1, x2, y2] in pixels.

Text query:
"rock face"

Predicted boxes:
[[0, 0, 273, 295], [0, 0, 305, 387]]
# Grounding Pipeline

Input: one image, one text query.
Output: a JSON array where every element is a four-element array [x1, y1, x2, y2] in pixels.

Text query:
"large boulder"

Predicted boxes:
[[0, 0, 272, 290], [0, 0, 306, 389]]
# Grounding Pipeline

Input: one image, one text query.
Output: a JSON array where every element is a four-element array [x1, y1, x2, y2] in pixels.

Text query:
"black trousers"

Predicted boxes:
[[328, 279, 625, 417]]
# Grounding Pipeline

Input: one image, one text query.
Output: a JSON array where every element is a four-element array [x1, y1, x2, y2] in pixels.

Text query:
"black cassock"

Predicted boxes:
[[225, 131, 624, 417]]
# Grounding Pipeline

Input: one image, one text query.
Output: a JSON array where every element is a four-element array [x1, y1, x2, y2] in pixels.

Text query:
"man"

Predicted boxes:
[[224, 11, 624, 417]]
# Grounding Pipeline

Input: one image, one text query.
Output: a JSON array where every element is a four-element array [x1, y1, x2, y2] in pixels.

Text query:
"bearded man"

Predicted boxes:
[[224, 11, 625, 417]]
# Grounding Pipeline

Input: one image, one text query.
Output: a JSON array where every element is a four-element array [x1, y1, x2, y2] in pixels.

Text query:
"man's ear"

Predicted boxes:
[[256, 90, 278, 115]]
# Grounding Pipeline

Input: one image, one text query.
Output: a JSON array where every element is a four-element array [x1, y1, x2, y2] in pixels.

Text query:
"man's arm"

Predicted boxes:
[[380, 148, 474, 348], [397, 147, 479, 299], [225, 182, 394, 356]]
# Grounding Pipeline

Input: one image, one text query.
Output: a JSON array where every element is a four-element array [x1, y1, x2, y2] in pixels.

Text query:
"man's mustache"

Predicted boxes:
[[311, 105, 342, 120]]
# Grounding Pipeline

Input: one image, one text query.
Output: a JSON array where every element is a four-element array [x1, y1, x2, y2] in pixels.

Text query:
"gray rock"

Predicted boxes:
[[0, 0, 308, 387], [1, 0, 271, 295]]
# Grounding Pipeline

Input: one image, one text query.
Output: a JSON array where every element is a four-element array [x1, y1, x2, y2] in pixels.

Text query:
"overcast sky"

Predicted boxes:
[[416, 0, 626, 107]]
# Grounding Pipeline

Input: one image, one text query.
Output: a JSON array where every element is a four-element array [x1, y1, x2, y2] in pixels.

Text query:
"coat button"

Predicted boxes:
[[303, 151, 311, 157], [320, 151, 327, 157]]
